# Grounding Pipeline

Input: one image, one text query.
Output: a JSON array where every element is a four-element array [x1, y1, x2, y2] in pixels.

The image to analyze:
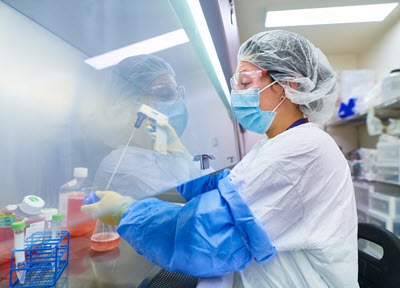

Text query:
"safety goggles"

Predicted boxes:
[[145, 83, 185, 102], [230, 69, 279, 90]]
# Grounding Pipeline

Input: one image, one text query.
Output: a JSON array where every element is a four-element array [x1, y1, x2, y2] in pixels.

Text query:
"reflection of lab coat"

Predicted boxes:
[[95, 146, 204, 199], [230, 123, 358, 287]]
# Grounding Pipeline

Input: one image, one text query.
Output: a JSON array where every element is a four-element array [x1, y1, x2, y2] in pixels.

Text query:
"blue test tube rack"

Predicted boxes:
[[9, 230, 70, 288]]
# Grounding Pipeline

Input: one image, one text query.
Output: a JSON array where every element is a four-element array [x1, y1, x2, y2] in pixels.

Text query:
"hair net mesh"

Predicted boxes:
[[238, 30, 337, 124], [113, 54, 175, 94]]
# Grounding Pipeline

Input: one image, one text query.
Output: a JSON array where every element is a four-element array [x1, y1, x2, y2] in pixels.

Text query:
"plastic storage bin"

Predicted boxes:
[[367, 209, 400, 238], [358, 148, 378, 181], [340, 70, 375, 104], [377, 142, 400, 166], [357, 207, 369, 223], [375, 142, 400, 184], [375, 164, 400, 184], [354, 181, 370, 209], [9, 230, 70, 287], [369, 191, 400, 218], [382, 68, 400, 103]]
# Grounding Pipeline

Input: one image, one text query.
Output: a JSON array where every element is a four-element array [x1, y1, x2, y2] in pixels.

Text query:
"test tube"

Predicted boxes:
[[51, 214, 63, 240], [41, 208, 58, 244], [42, 208, 58, 234], [12, 221, 26, 284], [51, 214, 63, 272]]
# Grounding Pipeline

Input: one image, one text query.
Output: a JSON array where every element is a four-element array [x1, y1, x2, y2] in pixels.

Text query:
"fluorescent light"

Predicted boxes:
[[187, 0, 230, 102], [84, 29, 189, 70], [265, 3, 398, 27]]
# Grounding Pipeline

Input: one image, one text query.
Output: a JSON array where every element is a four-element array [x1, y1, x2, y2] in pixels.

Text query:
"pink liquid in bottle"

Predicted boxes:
[[67, 192, 96, 237], [0, 226, 14, 265], [59, 167, 96, 237], [90, 232, 120, 252]]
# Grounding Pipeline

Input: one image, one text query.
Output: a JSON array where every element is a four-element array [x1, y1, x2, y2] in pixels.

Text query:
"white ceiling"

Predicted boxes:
[[234, 0, 400, 55]]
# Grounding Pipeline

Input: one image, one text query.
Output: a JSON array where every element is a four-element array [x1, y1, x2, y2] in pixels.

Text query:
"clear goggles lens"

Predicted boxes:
[[146, 83, 185, 102], [230, 70, 266, 90]]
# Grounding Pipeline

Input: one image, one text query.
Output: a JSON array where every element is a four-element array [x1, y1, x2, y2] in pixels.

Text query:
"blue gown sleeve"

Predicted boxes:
[[176, 169, 231, 201], [117, 176, 275, 277]]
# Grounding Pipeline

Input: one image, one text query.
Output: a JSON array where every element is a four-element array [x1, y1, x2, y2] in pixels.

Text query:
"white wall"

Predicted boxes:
[[326, 54, 358, 72], [358, 19, 400, 81]]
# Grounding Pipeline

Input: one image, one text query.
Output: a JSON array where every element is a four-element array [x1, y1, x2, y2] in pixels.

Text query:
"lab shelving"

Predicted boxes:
[[353, 180, 400, 238], [327, 96, 400, 127]]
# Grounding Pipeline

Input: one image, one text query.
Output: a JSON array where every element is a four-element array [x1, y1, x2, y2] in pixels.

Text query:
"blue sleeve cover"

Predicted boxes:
[[177, 169, 231, 201], [117, 176, 275, 277]]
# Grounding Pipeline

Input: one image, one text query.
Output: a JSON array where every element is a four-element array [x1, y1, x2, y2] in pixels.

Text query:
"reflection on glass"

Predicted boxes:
[[0, 0, 237, 212], [93, 55, 205, 199]]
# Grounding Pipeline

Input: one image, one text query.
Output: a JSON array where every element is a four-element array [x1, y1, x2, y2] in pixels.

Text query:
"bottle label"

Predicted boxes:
[[25, 221, 45, 241], [58, 193, 69, 228], [0, 213, 16, 228]]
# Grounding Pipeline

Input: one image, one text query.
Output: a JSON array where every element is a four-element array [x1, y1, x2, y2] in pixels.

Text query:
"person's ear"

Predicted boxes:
[[289, 82, 298, 89]]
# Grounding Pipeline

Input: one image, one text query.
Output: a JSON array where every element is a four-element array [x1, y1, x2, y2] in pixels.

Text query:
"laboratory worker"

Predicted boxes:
[[94, 54, 204, 199], [82, 30, 358, 287]]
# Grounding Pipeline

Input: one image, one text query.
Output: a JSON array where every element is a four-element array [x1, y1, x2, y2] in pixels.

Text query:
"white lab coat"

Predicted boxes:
[[230, 123, 359, 288]]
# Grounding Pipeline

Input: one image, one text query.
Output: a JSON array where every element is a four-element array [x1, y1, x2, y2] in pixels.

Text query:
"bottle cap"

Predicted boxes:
[[12, 221, 25, 231], [6, 205, 18, 212], [41, 208, 58, 221], [73, 167, 88, 178], [52, 214, 64, 221], [19, 195, 45, 215], [82, 191, 100, 205]]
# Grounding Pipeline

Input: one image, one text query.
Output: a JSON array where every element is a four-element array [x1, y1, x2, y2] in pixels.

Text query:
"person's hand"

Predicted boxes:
[[81, 191, 134, 226], [145, 121, 189, 155]]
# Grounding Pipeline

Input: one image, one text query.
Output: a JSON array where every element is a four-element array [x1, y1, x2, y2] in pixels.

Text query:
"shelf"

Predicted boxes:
[[353, 178, 400, 187], [376, 162, 400, 168], [353, 180, 370, 190], [327, 96, 400, 127], [375, 178, 400, 186], [356, 203, 369, 213]]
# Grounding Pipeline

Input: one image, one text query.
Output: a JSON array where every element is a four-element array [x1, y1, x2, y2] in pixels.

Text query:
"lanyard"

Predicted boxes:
[[287, 118, 309, 130]]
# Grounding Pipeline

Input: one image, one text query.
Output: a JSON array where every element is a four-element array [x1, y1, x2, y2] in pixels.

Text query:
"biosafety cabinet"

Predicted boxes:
[[0, 0, 241, 205], [0, 1, 240, 287]]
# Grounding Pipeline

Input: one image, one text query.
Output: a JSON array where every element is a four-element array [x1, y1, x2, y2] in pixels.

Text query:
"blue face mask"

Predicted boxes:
[[230, 81, 285, 134], [152, 100, 188, 137]]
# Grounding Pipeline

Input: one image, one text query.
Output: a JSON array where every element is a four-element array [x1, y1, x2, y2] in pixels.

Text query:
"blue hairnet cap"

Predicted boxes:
[[114, 54, 175, 93]]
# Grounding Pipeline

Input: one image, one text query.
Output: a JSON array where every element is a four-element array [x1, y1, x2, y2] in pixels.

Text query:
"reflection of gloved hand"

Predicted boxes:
[[81, 191, 134, 226], [146, 121, 189, 155]]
